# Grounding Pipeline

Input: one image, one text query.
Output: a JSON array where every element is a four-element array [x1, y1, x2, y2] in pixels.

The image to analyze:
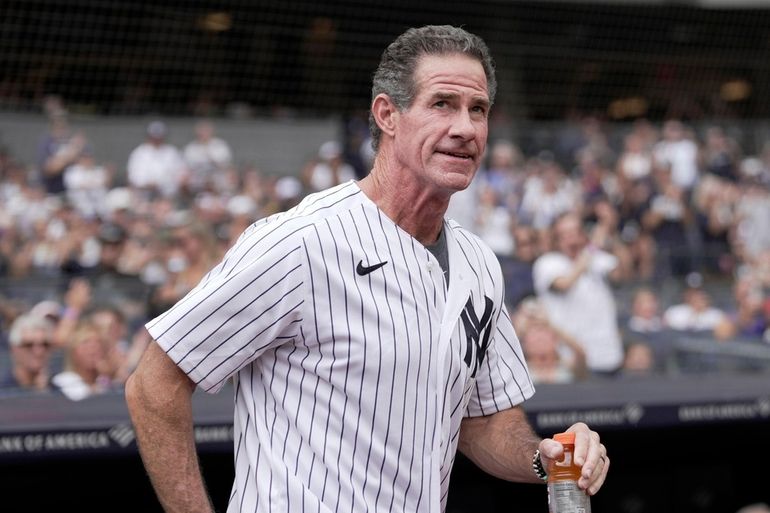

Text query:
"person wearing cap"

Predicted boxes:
[[37, 111, 89, 195], [0, 313, 56, 394], [301, 140, 357, 192], [182, 120, 233, 194], [63, 146, 112, 219], [663, 273, 727, 332], [126, 120, 188, 198]]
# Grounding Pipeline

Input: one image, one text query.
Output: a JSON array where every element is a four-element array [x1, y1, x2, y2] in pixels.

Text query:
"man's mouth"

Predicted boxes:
[[438, 151, 473, 160]]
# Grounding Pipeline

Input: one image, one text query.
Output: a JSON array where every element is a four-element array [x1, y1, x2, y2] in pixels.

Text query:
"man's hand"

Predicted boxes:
[[539, 422, 609, 495]]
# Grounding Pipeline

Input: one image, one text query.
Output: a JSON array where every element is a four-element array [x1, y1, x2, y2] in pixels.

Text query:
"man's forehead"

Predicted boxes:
[[413, 53, 489, 96]]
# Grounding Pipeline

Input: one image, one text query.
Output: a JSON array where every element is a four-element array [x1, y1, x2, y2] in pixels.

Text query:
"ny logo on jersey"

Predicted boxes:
[[460, 295, 494, 378]]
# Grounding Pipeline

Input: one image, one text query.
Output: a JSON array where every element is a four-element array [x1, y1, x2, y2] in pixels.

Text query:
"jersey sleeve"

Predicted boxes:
[[146, 228, 306, 393]]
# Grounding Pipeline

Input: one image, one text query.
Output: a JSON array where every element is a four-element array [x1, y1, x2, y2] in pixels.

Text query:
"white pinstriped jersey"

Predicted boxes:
[[147, 181, 535, 513]]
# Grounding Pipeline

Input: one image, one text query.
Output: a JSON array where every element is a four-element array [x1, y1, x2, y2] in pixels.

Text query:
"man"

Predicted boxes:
[[533, 212, 625, 374], [126, 120, 188, 198], [183, 120, 233, 194], [0, 313, 55, 393], [126, 25, 609, 513]]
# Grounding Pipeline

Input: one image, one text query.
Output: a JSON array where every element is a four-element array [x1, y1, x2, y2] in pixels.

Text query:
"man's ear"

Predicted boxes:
[[371, 93, 398, 139]]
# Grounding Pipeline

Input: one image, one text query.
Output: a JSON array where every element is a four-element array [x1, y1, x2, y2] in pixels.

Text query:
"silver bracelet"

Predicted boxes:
[[532, 449, 548, 482]]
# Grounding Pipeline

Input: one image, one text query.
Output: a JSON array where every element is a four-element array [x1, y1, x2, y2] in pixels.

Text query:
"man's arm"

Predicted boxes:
[[125, 340, 214, 513], [459, 405, 542, 483], [549, 251, 591, 293], [459, 407, 609, 495]]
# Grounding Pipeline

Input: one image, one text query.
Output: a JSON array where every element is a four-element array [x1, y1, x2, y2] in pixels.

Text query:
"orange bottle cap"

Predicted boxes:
[[553, 432, 575, 444]]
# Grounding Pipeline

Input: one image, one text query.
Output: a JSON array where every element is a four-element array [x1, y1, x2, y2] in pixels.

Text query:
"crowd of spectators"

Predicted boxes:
[[1, 104, 770, 398], [464, 118, 770, 383]]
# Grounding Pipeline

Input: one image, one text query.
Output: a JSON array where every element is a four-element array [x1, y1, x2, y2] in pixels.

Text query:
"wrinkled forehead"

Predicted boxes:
[[413, 53, 489, 97]]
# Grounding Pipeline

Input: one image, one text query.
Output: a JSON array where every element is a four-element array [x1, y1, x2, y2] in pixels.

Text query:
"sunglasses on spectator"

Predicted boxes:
[[19, 340, 52, 350]]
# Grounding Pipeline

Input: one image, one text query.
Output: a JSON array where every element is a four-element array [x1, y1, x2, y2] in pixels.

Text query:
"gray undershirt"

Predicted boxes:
[[425, 225, 450, 286]]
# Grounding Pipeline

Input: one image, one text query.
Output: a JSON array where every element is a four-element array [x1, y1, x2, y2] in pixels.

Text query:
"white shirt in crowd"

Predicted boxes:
[[127, 143, 187, 197], [533, 249, 625, 372]]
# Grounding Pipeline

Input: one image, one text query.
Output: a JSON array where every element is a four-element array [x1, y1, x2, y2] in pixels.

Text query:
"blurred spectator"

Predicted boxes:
[[652, 120, 700, 192], [182, 119, 233, 194], [519, 157, 580, 231], [302, 140, 356, 192], [149, 218, 221, 318], [713, 274, 767, 341], [89, 304, 147, 385], [626, 287, 664, 334], [693, 174, 739, 274], [732, 178, 770, 276], [446, 170, 481, 231], [51, 320, 111, 401], [617, 178, 657, 282], [271, 175, 304, 213], [574, 147, 619, 208], [37, 112, 89, 195], [642, 164, 697, 278], [663, 274, 727, 333], [620, 341, 656, 378], [533, 212, 625, 374], [64, 222, 151, 326], [699, 126, 741, 182], [63, 148, 113, 219], [127, 120, 188, 199], [616, 130, 653, 184], [514, 298, 587, 384], [116, 215, 165, 286], [224, 195, 260, 248], [474, 183, 514, 257], [500, 224, 540, 309], [51, 277, 91, 349], [583, 197, 634, 282], [481, 139, 526, 211], [0, 313, 55, 393]]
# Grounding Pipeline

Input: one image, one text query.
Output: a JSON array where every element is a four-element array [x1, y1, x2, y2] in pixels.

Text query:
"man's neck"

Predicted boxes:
[[358, 156, 449, 246]]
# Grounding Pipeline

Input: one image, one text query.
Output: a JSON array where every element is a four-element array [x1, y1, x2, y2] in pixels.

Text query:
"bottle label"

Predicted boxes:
[[548, 480, 591, 513]]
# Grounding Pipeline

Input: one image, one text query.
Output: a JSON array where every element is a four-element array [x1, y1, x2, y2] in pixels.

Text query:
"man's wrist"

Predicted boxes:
[[532, 448, 548, 482]]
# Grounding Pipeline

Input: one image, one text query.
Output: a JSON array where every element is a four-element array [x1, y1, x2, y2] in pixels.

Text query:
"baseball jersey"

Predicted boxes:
[[147, 180, 535, 513]]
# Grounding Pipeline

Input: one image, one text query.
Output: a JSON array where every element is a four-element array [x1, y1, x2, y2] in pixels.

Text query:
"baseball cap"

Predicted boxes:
[[147, 120, 168, 139], [318, 141, 342, 161]]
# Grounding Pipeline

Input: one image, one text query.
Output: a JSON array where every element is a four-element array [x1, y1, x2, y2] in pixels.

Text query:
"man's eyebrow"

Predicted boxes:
[[432, 91, 459, 101], [473, 96, 491, 109], [431, 91, 490, 108]]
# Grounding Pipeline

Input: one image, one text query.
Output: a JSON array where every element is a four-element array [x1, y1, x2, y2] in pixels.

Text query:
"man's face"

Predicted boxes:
[[12, 328, 52, 375], [554, 216, 587, 258], [391, 53, 489, 194]]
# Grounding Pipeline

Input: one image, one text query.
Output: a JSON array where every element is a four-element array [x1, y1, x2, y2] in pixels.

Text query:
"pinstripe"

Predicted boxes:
[[379, 215, 414, 513], [180, 265, 302, 367], [363, 206, 398, 513], [348, 205, 384, 513], [407, 239, 435, 512], [394, 234, 425, 512], [147, 182, 534, 513], [343, 208, 373, 513]]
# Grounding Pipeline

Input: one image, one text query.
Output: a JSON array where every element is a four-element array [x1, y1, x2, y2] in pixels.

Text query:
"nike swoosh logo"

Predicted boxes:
[[356, 259, 388, 276]]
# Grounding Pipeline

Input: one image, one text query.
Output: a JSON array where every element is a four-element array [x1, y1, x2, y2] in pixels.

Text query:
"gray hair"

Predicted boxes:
[[8, 314, 54, 347], [369, 25, 497, 152]]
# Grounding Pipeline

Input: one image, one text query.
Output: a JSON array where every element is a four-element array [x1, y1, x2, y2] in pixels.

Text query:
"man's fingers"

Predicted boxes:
[[579, 448, 609, 495]]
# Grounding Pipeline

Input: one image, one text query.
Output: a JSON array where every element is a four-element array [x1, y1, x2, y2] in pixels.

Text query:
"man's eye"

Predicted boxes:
[[434, 100, 447, 108]]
